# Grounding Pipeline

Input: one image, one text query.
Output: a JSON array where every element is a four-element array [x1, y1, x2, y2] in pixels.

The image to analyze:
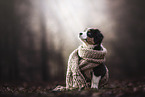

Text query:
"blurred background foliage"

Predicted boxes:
[[0, 0, 145, 82]]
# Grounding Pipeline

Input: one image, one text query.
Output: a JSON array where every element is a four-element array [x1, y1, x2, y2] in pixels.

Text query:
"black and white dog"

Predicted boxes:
[[79, 28, 108, 89], [53, 28, 108, 91]]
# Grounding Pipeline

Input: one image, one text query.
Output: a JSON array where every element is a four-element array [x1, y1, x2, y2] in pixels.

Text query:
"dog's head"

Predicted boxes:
[[79, 28, 104, 46]]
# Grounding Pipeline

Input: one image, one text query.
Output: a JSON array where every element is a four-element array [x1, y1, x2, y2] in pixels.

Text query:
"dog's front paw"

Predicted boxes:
[[91, 83, 98, 89], [91, 74, 101, 89]]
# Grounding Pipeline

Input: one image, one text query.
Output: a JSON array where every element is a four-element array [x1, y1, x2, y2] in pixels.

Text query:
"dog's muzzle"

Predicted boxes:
[[79, 32, 87, 40]]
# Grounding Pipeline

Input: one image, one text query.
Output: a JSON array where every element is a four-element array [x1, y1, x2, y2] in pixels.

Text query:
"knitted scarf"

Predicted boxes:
[[53, 44, 108, 91]]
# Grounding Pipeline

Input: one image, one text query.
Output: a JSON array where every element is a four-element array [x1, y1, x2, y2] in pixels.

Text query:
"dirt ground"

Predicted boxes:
[[0, 78, 145, 97]]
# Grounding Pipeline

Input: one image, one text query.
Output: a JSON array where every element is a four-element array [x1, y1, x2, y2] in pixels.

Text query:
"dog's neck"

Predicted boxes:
[[83, 43, 102, 50]]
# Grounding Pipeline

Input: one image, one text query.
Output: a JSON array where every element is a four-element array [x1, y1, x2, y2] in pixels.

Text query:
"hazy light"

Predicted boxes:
[[43, 2, 113, 40], [38, 0, 116, 65]]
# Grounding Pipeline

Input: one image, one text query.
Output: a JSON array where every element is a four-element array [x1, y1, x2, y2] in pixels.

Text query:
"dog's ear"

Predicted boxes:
[[94, 29, 104, 45]]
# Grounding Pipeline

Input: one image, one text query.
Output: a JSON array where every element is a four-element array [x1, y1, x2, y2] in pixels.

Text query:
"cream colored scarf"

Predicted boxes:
[[53, 44, 108, 91]]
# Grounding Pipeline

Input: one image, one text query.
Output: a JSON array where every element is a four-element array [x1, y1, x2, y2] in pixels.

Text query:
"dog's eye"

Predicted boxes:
[[87, 32, 93, 37]]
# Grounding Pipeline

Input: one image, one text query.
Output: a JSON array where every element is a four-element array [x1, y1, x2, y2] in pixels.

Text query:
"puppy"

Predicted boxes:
[[79, 28, 108, 89], [53, 28, 108, 91]]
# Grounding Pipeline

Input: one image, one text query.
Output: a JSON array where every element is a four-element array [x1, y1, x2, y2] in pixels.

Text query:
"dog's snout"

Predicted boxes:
[[80, 33, 83, 36], [79, 32, 87, 40]]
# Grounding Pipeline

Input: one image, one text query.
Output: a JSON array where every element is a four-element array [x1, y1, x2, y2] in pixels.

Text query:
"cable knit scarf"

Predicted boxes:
[[53, 44, 108, 91]]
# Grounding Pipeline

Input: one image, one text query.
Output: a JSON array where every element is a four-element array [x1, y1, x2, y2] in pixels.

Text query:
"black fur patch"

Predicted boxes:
[[87, 29, 104, 45], [93, 63, 106, 77]]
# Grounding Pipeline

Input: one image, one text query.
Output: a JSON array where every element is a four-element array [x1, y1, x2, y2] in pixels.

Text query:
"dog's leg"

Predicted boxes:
[[91, 72, 101, 89]]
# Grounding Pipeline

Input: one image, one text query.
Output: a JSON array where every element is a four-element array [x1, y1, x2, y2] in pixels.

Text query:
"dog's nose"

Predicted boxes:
[[80, 33, 83, 35]]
